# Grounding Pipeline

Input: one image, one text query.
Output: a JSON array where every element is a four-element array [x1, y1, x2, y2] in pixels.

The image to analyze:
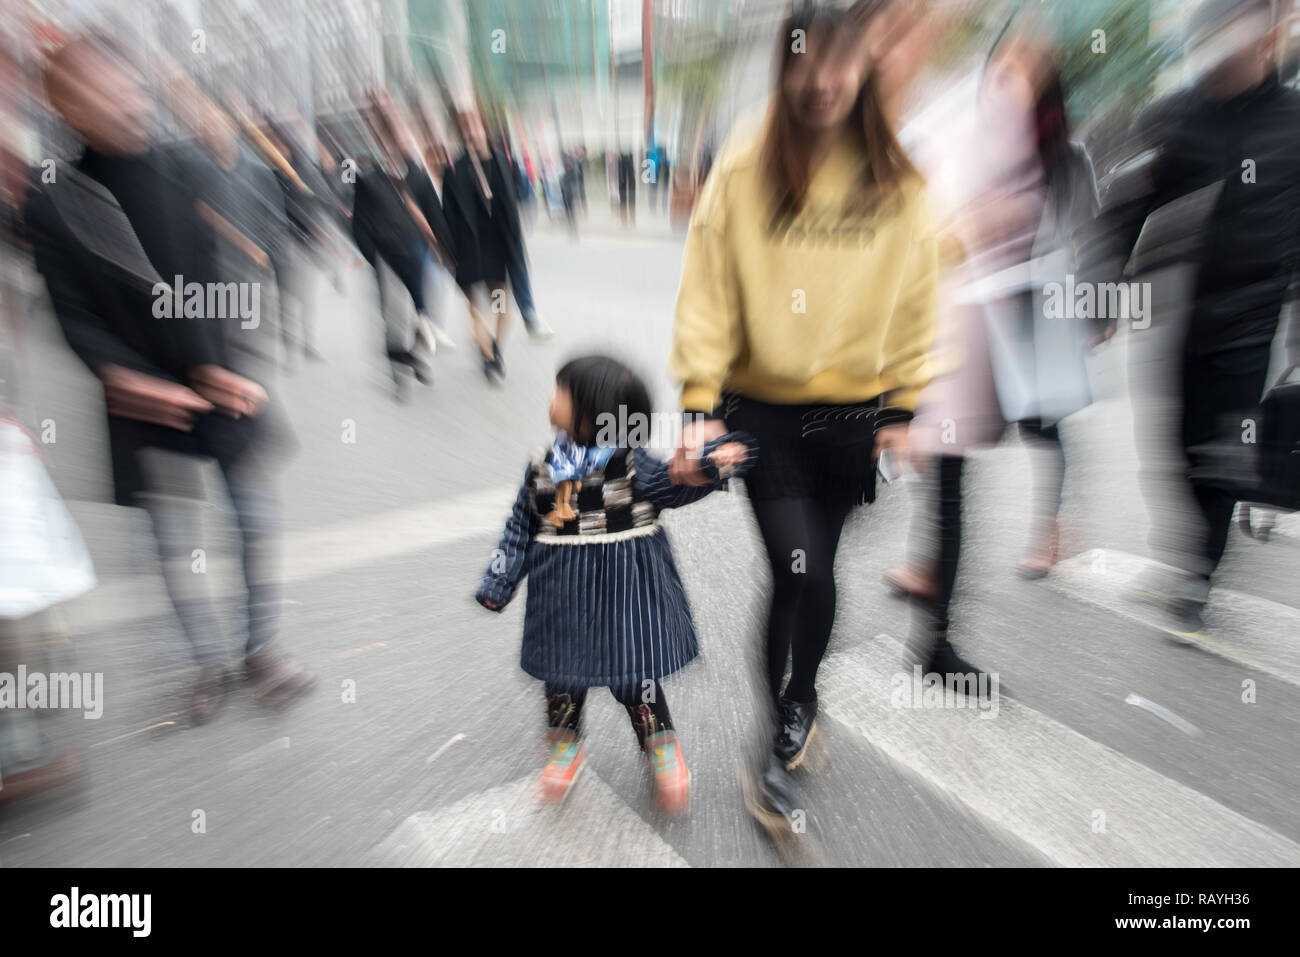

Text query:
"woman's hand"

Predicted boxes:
[[670, 417, 727, 486], [873, 423, 910, 468], [189, 364, 268, 419]]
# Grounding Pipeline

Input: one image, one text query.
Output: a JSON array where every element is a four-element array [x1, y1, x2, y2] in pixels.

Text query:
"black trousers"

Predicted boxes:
[[1179, 349, 1269, 579], [923, 420, 1065, 633]]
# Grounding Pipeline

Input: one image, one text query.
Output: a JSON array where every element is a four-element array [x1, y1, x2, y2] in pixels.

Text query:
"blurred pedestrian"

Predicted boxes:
[[476, 355, 754, 813], [667, 0, 936, 853], [1083, 0, 1300, 634], [445, 108, 549, 384], [890, 24, 1099, 670], [25, 37, 314, 723], [351, 115, 437, 397]]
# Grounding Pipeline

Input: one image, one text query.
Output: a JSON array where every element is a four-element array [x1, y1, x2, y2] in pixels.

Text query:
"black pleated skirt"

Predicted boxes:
[[722, 392, 895, 506]]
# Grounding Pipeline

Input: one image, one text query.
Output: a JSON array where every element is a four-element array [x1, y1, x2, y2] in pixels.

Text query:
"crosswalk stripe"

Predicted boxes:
[[817, 632, 1300, 867], [371, 770, 690, 867], [1047, 548, 1300, 689], [60, 485, 518, 632]]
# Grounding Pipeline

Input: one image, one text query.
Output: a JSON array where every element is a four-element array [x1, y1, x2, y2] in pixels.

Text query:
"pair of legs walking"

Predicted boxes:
[[141, 450, 313, 720], [750, 497, 851, 705], [543, 681, 674, 744], [1169, 351, 1270, 624], [538, 680, 687, 812]]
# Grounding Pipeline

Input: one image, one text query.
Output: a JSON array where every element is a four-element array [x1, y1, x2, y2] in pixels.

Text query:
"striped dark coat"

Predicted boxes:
[[477, 434, 754, 687]]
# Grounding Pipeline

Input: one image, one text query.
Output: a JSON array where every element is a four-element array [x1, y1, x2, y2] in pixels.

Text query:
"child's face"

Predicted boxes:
[[549, 384, 577, 437]]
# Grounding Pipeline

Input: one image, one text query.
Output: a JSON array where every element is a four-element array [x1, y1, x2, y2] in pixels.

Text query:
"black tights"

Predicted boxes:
[[750, 497, 852, 703], [544, 681, 673, 749]]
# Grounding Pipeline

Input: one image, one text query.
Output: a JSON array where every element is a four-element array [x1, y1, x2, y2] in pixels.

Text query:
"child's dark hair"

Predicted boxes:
[[556, 354, 653, 447]]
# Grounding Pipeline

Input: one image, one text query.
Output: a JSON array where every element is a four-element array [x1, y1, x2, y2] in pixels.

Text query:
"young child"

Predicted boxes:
[[476, 354, 754, 813]]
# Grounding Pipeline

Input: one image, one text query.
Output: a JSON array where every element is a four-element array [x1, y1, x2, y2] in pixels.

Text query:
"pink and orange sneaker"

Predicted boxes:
[[535, 728, 586, 805], [645, 730, 691, 815]]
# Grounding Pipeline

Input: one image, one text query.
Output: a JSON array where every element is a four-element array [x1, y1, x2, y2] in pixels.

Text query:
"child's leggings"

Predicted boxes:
[[545, 681, 674, 749]]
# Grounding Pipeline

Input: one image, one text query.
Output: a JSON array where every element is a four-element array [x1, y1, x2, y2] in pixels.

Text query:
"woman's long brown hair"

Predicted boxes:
[[762, 0, 919, 216]]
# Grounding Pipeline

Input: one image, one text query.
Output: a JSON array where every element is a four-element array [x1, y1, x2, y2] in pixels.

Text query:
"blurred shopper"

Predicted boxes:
[[889, 27, 1099, 661], [495, 124, 554, 340], [560, 151, 579, 239], [476, 355, 754, 813], [1084, 0, 1300, 634], [667, 0, 936, 853], [372, 94, 457, 356], [263, 117, 339, 367], [617, 151, 636, 225], [575, 145, 588, 215], [25, 37, 314, 723], [351, 135, 437, 397], [1, 66, 92, 795], [184, 96, 292, 394], [445, 108, 548, 384], [405, 114, 459, 352]]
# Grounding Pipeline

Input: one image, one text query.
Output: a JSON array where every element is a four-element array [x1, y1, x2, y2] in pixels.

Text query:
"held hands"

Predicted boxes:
[[708, 441, 749, 479], [669, 418, 727, 486], [100, 364, 214, 432], [189, 364, 268, 419]]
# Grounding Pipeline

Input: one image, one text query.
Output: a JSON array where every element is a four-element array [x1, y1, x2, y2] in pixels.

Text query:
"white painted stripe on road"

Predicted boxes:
[[372, 770, 690, 867], [1048, 548, 1300, 688], [1124, 693, 1202, 738], [60, 485, 518, 632], [818, 633, 1300, 867]]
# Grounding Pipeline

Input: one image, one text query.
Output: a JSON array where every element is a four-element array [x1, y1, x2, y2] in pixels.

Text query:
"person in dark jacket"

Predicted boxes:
[[1083, 0, 1300, 633], [351, 149, 437, 395], [25, 37, 314, 723], [444, 109, 550, 382]]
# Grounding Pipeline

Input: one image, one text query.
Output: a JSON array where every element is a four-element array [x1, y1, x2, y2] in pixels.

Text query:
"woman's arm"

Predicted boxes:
[[475, 464, 538, 610], [668, 168, 743, 417], [634, 432, 757, 510]]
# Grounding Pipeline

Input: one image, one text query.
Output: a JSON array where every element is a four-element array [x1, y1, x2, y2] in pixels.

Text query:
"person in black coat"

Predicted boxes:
[[1081, 0, 1300, 632], [26, 37, 313, 722], [443, 109, 534, 381]]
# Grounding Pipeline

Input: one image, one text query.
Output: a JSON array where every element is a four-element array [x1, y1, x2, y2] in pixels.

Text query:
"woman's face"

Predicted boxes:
[[983, 38, 1049, 116], [782, 22, 869, 133]]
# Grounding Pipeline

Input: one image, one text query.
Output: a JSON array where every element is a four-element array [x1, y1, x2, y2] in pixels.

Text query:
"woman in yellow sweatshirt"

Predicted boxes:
[[668, 0, 937, 819]]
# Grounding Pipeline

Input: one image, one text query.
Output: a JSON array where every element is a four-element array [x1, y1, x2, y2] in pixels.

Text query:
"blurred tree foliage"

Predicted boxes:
[[1052, 0, 1168, 125], [934, 0, 1172, 170]]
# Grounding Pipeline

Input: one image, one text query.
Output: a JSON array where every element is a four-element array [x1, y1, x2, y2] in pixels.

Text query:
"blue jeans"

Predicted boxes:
[[144, 454, 282, 664], [507, 245, 535, 319]]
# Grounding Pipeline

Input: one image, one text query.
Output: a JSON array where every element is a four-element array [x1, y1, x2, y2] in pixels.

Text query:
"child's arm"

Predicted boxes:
[[475, 464, 538, 611], [632, 431, 758, 511]]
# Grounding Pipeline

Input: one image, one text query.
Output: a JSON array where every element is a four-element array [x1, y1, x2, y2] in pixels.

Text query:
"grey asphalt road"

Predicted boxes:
[[2, 207, 1298, 867]]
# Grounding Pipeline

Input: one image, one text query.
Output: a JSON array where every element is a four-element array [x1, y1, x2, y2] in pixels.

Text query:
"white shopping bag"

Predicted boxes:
[[0, 420, 97, 620]]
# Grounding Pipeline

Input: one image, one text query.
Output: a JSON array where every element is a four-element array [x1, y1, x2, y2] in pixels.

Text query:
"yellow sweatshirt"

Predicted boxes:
[[670, 121, 938, 414]]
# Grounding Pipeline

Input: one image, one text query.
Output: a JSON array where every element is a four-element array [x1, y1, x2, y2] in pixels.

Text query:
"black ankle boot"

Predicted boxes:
[[909, 627, 993, 698], [774, 695, 818, 771], [759, 751, 803, 816]]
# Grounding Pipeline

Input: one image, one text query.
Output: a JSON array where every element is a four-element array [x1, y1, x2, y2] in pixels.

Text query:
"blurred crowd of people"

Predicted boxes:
[[1, 0, 1299, 866]]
